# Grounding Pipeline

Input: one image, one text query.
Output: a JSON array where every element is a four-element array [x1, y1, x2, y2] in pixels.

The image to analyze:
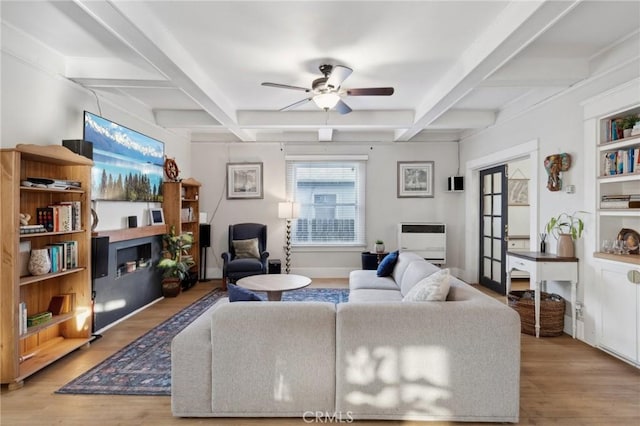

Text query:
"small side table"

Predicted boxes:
[[361, 251, 389, 270], [506, 251, 578, 338]]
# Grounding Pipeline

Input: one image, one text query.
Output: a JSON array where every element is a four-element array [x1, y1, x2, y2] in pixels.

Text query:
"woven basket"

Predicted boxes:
[[508, 290, 565, 337]]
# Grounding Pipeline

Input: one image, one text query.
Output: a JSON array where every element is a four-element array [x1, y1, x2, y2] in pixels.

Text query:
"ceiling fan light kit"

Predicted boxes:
[[313, 92, 340, 110], [262, 64, 394, 114]]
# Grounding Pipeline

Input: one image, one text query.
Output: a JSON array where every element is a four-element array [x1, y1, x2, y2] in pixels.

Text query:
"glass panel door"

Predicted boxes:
[[479, 165, 508, 295]]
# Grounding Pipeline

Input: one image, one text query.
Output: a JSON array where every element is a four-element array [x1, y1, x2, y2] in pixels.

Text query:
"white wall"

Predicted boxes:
[[1, 51, 192, 231], [460, 60, 640, 343], [191, 141, 464, 278]]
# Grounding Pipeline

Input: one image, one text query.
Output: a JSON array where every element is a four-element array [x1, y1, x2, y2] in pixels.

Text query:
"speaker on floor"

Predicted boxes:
[[62, 139, 93, 160], [199, 224, 211, 248], [91, 236, 109, 279]]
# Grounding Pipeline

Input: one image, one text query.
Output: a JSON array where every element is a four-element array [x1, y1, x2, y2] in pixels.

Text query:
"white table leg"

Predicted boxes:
[[571, 280, 577, 339], [506, 266, 512, 296], [534, 280, 541, 338]]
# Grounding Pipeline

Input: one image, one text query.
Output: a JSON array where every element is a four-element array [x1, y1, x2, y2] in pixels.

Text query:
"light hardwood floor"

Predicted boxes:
[[1, 279, 639, 425]]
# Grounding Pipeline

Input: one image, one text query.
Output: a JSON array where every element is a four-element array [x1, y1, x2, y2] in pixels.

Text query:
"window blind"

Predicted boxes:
[[285, 157, 366, 246]]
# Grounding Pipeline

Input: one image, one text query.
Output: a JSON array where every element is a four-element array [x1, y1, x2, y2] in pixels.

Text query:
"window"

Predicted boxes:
[[286, 156, 366, 246]]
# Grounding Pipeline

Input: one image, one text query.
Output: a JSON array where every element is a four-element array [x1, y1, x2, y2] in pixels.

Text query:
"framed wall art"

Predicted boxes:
[[397, 161, 434, 198], [226, 162, 263, 199], [508, 179, 529, 205]]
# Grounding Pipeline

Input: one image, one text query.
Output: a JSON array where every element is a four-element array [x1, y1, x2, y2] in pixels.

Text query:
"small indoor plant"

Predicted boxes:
[[621, 114, 639, 138], [374, 240, 385, 253], [545, 211, 585, 257], [157, 226, 195, 297]]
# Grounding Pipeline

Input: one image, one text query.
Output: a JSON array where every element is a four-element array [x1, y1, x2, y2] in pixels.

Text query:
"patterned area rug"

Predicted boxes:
[[56, 287, 349, 396]]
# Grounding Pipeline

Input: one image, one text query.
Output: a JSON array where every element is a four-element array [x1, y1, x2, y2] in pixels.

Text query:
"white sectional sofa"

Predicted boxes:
[[172, 252, 521, 423]]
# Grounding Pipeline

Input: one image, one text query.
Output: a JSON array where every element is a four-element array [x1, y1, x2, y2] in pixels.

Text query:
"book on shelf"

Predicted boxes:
[[19, 224, 47, 234], [36, 203, 81, 232], [27, 311, 52, 328], [18, 302, 27, 335], [600, 194, 640, 209], [602, 148, 639, 176], [47, 293, 75, 315]]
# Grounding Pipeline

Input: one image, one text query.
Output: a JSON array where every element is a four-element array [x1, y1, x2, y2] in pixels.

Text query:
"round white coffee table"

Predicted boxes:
[[236, 274, 311, 301]]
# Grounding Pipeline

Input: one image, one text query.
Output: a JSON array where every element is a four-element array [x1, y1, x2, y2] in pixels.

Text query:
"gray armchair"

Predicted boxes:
[[221, 223, 269, 288]]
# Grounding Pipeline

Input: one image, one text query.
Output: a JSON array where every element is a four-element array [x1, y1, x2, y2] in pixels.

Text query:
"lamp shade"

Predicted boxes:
[[278, 202, 300, 220], [313, 93, 340, 110]]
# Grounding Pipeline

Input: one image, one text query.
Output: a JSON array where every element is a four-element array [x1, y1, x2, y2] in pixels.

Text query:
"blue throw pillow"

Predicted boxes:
[[228, 283, 262, 302], [376, 250, 399, 277]]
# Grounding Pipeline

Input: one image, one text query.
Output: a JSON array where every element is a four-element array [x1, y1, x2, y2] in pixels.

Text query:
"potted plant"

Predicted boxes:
[[157, 226, 195, 297], [374, 240, 385, 253], [545, 211, 585, 257], [621, 114, 639, 138]]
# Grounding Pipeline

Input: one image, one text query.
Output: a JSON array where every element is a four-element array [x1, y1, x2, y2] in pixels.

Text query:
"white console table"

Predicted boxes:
[[506, 251, 578, 338]]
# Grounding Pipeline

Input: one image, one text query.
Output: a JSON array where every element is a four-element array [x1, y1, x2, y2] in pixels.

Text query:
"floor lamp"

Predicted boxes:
[[278, 201, 299, 274]]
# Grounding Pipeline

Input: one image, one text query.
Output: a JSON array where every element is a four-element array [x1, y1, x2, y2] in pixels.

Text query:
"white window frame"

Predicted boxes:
[[285, 155, 367, 247]]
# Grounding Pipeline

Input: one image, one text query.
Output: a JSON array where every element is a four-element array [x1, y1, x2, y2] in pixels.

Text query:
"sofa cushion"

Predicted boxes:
[[348, 288, 403, 302], [232, 238, 260, 259], [227, 283, 261, 302], [391, 251, 425, 284], [403, 268, 451, 301], [399, 260, 442, 296], [376, 250, 398, 276], [349, 270, 399, 291]]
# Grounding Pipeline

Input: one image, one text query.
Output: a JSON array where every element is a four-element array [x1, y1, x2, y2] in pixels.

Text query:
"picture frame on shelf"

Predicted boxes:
[[226, 162, 263, 199], [508, 179, 529, 206], [397, 161, 434, 198], [149, 207, 165, 225]]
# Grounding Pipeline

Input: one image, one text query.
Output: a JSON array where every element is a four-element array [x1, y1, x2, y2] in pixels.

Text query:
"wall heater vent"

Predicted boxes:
[[397, 222, 446, 265]]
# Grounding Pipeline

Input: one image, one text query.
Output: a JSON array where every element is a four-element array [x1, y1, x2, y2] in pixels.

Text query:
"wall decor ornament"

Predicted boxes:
[[397, 161, 434, 198], [226, 162, 264, 199], [544, 153, 572, 191]]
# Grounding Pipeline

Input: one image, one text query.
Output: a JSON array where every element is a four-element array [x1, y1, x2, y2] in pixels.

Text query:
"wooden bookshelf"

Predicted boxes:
[[1, 144, 93, 390], [162, 179, 201, 281]]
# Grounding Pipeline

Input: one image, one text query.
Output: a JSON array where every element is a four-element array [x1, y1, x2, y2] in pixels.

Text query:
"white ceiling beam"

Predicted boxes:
[[70, 78, 174, 88], [428, 110, 495, 129], [66, 56, 165, 81], [396, 0, 582, 142], [481, 57, 589, 87], [72, 0, 253, 141], [237, 110, 414, 129], [154, 109, 221, 127]]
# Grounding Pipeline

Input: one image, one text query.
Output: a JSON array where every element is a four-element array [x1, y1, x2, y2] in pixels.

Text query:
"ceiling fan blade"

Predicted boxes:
[[326, 65, 353, 89], [334, 99, 352, 115], [346, 87, 394, 96], [262, 82, 310, 92], [280, 97, 313, 111]]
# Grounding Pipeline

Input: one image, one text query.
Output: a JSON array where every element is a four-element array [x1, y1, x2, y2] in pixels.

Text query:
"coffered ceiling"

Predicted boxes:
[[2, 1, 639, 143]]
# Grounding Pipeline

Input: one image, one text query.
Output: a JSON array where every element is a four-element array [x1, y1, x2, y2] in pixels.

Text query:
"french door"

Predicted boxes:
[[479, 165, 508, 295]]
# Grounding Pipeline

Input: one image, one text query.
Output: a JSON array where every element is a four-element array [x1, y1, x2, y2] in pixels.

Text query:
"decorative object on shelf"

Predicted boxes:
[[226, 162, 263, 199], [278, 201, 300, 274], [28, 248, 51, 276], [539, 233, 547, 253], [157, 226, 195, 297], [617, 228, 640, 255], [543, 153, 571, 191], [149, 207, 165, 225], [19, 213, 31, 226], [374, 240, 385, 253], [621, 115, 639, 138], [164, 156, 180, 181], [545, 211, 585, 257], [91, 208, 99, 232], [397, 161, 434, 198]]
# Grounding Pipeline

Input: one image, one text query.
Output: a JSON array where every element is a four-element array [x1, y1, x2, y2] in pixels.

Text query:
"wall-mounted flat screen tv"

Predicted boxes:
[[84, 111, 164, 202]]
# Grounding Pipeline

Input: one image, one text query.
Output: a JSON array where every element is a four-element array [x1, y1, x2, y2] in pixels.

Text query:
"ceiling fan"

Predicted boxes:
[[261, 64, 394, 115]]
